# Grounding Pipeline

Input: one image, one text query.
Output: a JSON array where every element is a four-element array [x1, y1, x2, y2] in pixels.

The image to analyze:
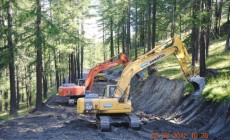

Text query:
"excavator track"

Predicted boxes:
[[127, 114, 141, 130], [97, 116, 111, 132], [96, 114, 140, 132]]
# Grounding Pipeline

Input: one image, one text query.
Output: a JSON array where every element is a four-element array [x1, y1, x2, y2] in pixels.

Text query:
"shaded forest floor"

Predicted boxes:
[[0, 77, 230, 140]]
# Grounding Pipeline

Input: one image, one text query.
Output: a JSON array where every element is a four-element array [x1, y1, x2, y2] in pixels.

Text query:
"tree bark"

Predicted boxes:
[[147, 0, 152, 75], [16, 66, 20, 109], [43, 75, 47, 99], [200, 29, 206, 77], [140, 12, 145, 52], [191, 0, 200, 66], [68, 54, 71, 82], [171, 0, 176, 38], [214, 0, 223, 35], [228, 6, 230, 23], [35, 0, 43, 111], [77, 47, 80, 79], [70, 53, 75, 83], [126, 0, 131, 58], [0, 100, 2, 112], [205, 0, 211, 57], [226, 25, 230, 51], [110, 18, 114, 57], [134, 0, 138, 59], [122, 24, 126, 54], [103, 20, 106, 60], [7, 1, 17, 116], [54, 50, 59, 90], [80, 23, 84, 79], [117, 27, 120, 54], [152, 0, 156, 49], [147, 0, 151, 51], [200, 1, 207, 77]]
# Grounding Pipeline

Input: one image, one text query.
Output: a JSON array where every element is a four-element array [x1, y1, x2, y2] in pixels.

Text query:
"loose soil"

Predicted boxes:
[[0, 76, 229, 140]]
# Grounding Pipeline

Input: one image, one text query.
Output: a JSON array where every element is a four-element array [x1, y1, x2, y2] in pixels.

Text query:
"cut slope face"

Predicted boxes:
[[130, 75, 230, 139]]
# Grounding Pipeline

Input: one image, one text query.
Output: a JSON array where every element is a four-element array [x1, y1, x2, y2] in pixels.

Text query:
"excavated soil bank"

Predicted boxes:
[[131, 75, 230, 140]]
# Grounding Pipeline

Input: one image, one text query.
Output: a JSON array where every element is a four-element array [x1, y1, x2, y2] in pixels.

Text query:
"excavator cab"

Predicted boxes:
[[102, 85, 117, 98], [77, 79, 85, 86]]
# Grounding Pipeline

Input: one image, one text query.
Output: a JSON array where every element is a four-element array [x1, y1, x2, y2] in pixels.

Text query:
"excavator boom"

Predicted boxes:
[[114, 37, 205, 103]]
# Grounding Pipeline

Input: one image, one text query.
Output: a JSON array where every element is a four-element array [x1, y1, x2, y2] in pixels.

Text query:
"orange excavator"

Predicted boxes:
[[58, 53, 129, 105]]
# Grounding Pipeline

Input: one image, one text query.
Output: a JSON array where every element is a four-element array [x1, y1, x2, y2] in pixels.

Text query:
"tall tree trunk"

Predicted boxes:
[[171, 0, 176, 37], [226, 25, 230, 51], [103, 20, 106, 60], [179, 15, 182, 38], [147, 0, 151, 51], [228, 6, 230, 23], [54, 50, 59, 90], [16, 66, 20, 109], [59, 73, 62, 86], [110, 18, 114, 57], [122, 24, 126, 54], [200, 30, 206, 77], [74, 52, 77, 81], [70, 53, 75, 83], [134, 0, 138, 59], [218, 0, 223, 35], [215, 0, 223, 35], [7, 1, 17, 116], [152, 0, 156, 48], [80, 23, 84, 79], [205, 0, 211, 58], [140, 12, 145, 52], [147, 0, 152, 75], [144, 11, 147, 54], [215, 0, 218, 34], [35, 0, 43, 111], [43, 75, 47, 99], [77, 47, 80, 79], [117, 27, 120, 54], [25, 68, 29, 108], [80, 45, 84, 79], [191, 0, 200, 66], [0, 99, 2, 112], [68, 54, 71, 82], [126, 0, 131, 58]]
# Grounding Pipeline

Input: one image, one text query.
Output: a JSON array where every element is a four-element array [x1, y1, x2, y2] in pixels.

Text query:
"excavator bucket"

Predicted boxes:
[[188, 76, 206, 97]]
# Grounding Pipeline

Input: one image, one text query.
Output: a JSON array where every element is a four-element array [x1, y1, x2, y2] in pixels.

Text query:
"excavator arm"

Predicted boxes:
[[84, 53, 129, 92], [114, 37, 205, 103]]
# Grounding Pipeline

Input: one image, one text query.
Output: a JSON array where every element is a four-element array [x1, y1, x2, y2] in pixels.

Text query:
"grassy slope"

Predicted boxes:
[[0, 89, 56, 121], [202, 39, 230, 102]]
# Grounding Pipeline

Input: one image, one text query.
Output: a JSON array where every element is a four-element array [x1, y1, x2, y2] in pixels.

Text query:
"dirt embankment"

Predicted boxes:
[[0, 76, 229, 140], [131, 75, 230, 140]]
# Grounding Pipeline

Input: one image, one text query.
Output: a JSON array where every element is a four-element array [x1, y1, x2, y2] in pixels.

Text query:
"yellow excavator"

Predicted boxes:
[[77, 37, 206, 131]]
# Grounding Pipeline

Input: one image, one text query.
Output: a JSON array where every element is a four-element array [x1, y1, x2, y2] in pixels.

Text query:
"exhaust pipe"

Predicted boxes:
[[188, 76, 206, 97]]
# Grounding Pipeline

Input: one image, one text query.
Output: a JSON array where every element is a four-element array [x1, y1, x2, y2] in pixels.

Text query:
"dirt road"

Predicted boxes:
[[0, 78, 229, 140]]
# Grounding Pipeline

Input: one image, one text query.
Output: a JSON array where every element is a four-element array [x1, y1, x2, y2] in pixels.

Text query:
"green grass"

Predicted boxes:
[[203, 73, 230, 102], [201, 39, 230, 102], [0, 88, 56, 122]]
